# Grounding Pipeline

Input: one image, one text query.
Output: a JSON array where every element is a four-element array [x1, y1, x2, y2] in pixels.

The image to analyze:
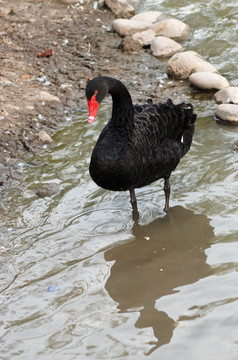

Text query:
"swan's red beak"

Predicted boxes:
[[87, 93, 99, 124]]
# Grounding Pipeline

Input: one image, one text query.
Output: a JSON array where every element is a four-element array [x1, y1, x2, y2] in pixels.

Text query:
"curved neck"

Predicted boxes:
[[104, 77, 134, 129]]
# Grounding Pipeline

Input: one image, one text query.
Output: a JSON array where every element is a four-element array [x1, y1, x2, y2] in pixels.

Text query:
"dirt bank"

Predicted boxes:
[[0, 0, 193, 185]]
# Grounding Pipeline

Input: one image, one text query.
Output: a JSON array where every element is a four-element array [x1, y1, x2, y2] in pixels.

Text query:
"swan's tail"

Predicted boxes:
[[180, 103, 197, 156], [182, 103, 197, 125]]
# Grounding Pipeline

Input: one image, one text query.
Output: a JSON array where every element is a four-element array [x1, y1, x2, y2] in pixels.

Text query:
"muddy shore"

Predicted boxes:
[[0, 0, 193, 185]]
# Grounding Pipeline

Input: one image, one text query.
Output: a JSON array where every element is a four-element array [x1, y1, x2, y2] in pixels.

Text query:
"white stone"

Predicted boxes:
[[166, 51, 218, 80], [60, 83, 73, 89], [151, 36, 182, 58], [98, 0, 105, 7], [234, 140, 238, 151], [131, 11, 163, 23], [152, 18, 192, 41], [58, 0, 80, 4], [40, 91, 60, 103], [132, 29, 156, 46], [215, 104, 238, 125], [112, 19, 152, 37], [214, 87, 238, 104], [0, 77, 12, 86], [105, 0, 135, 18], [121, 36, 141, 53], [38, 131, 53, 143], [189, 72, 229, 90]]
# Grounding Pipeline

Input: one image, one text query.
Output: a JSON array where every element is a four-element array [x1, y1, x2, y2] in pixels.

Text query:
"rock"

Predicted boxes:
[[20, 74, 32, 80], [234, 140, 238, 152], [40, 91, 60, 103], [0, 163, 8, 185], [131, 11, 173, 23], [35, 183, 59, 198], [132, 29, 156, 46], [26, 105, 35, 110], [112, 19, 152, 37], [104, 0, 135, 18], [214, 87, 238, 104], [120, 36, 141, 53], [189, 72, 229, 90], [98, 0, 105, 7], [0, 77, 12, 86], [152, 18, 192, 41], [166, 51, 218, 80], [131, 11, 163, 23], [215, 104, 238, 125], [151, 36, 182, 58], [38, 130, 53, 143], [58, 0, 79, 4]]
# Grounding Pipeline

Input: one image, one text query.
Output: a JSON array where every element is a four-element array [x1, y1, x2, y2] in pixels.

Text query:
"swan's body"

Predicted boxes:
[[86, 76, 196, 211]]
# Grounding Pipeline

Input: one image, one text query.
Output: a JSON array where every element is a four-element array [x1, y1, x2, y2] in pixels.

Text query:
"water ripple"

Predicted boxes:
[[65, 208, 134, 237], [0, 258, 16, 293]]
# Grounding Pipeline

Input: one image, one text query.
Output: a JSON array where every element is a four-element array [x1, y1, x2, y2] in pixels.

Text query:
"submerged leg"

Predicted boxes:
[[129, 188, 137, 205], [129, 189, 139, 221], [163, 178, 171, 212]]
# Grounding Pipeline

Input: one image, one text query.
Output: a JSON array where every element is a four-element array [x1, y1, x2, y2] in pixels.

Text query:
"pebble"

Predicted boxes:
[[132, 29, 156, 46], [35, 183, 59, 198], [234, 140, 238, 151], [40, 91, 60, 103], [104, 0, 135, 18], [189, 72, 229, 90], [98, 0, 104, 7], [120, 36, 141, 53], [0, 77, 12, 86], [0, 246, 8, 252], [151, 36, 182, 58], [215, 104, 238, 125], [214, 87, 238, 104], [0, 163, 8, 185], [167, 51, 218, 79], [38, 130, 53, 143], [152, 18, 192, 41], [112, 19, 152, 37], [26, 105, 34, 110], [58, 0, 79, 4]]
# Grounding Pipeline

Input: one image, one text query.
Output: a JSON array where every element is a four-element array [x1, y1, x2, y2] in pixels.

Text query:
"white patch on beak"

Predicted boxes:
[[88, 116, 95, 124]]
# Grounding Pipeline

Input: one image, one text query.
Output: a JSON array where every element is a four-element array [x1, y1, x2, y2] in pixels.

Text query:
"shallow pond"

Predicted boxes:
[[1, 0, 238, 359]]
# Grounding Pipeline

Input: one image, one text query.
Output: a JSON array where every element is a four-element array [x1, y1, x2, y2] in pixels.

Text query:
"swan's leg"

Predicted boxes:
[[130, 189, 139, 221], [129, 189, 139, 221], [129, 188, 137, 204], [163, 178, 170, 212]]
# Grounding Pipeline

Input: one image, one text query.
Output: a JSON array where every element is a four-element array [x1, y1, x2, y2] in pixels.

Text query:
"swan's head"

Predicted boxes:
[[86, 77, 109, 123]]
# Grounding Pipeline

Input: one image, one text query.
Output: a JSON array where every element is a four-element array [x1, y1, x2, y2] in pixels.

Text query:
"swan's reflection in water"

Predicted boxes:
[[104, 206, 215, 354]]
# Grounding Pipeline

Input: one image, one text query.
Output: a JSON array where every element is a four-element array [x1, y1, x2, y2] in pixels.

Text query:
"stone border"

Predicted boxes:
[[105, 0, 238, 125]]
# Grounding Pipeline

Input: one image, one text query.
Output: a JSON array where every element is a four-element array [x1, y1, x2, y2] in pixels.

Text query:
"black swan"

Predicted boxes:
[[86, 76, 196, 211]]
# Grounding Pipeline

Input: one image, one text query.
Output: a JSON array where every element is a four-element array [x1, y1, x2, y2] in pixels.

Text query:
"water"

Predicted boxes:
[[1, 0, 238, 359]]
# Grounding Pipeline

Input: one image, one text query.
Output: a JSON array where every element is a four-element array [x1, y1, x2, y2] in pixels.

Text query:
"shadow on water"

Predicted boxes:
[[104, 206, 215, 355]]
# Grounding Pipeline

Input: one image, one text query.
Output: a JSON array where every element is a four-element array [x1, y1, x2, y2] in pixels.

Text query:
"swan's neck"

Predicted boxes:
[[107, 78, 134, 129]]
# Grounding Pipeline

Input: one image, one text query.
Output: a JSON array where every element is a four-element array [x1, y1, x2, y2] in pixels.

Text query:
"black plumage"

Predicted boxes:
[[86, 76, 196, 211]]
